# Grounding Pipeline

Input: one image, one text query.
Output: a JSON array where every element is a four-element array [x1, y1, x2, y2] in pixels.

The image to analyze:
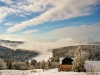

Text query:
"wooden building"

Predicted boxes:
[[58, 57, 73, 71]]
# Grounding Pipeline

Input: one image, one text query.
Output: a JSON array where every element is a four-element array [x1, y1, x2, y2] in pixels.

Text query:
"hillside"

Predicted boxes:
[[0, 39, 24, 44], [0, 45, 39, 62], [0, 39, 24, 49], [52, 45, 100, 62]]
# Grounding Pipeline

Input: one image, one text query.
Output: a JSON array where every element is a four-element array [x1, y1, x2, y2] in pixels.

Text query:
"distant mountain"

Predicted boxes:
[[0, 39, 24, 43], [90, 42, 100, 44]]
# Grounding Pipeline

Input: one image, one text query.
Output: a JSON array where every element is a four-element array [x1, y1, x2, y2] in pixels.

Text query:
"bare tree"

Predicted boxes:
[[86, 63, 99, 75], [72, 46, 88, 72], [0, 58, 6, 70]]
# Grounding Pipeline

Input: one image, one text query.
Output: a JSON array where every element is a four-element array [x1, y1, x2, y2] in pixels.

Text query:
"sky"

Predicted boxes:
[[0, 0, 100, 42]]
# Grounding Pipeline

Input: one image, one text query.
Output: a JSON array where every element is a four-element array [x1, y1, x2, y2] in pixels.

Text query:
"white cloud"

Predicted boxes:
[[0, 34, 54, 41], [15, 38, 88, 53], [16, 0, 53, 12], [22, 30, 38, 34], [7, 0, 100, 32], [4, 22, 13, 26], [1, 23, 100, 42], [0, 6, 18, 23], [1, 37, 25, 41], [0, 0, 13, 4], [0, 34, 89, 53], [49, 24, 100, 39], [0, 34, 25, 41]]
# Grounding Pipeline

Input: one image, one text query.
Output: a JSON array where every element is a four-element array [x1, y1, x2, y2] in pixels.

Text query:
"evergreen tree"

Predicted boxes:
[[8, 62, 12, 69], [31, 59, 37, 66]]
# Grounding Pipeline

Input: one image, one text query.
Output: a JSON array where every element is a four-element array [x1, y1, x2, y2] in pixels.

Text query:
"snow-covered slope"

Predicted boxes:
[[30, 53, 52, 62]]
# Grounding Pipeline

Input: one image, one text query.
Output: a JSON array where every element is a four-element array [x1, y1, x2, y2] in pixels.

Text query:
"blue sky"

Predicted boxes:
[[0, 0, 100, 42]]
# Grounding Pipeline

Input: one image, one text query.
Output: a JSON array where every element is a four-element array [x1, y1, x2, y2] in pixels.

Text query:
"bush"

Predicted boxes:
[[0, 58, 6, 70]]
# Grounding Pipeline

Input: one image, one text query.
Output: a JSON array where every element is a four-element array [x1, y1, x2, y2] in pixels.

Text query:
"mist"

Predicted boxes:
[[14, 38, 88, 54]]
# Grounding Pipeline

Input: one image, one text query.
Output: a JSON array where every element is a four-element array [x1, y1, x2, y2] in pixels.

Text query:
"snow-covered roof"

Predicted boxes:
[[59, 57, 64, 64], [85, 61, 100, 70]]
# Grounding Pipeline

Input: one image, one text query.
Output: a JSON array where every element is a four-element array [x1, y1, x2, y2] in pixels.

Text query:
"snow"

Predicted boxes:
[[0, 68, 100, 75], [0, 70, 30, 75], [32, 53, 52, 62], [29, 68, 86, 75], [59, 57, 64, 64]]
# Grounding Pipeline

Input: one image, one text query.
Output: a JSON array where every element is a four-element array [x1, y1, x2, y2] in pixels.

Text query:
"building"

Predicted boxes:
[[58, 57, 73, 71], [85, 61, 100, 72]]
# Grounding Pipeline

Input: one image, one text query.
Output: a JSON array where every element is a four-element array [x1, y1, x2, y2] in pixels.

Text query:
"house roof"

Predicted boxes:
[[85, 61, 100, 70], [59, 57, 73, 64], [59, 57, 64, 64]]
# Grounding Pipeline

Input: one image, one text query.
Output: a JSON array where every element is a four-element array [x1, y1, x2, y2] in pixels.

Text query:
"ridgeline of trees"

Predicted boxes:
[[0, 45, 100, 70], [0, 39, 24, 44], [0, 45, 58, 70], [0, 45, 39, 62], [52, 45, 100, 62]]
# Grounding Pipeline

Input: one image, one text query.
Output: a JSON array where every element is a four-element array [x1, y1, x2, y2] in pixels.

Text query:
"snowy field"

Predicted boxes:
[[0, 69, 85, 75], [1, 69, 100, 75], [0, 70, 30, 75], [29, 68, 86, 75]]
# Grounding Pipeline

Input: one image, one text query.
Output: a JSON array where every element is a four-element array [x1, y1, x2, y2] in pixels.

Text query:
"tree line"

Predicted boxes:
[[0, 45, 58, 70], [52, 45, 100, 62], [0, 45, 100, 71], [0, 45, 39, 62]]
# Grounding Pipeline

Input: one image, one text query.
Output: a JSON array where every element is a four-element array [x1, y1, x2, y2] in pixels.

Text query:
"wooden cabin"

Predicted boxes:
[[58, 57, 73, 71]]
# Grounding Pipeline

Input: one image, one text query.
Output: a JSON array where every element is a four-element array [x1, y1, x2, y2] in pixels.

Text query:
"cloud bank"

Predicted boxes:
[[22, 30, 38, 34], [48, 23, 100, 39], [1, 23, 100, 41]]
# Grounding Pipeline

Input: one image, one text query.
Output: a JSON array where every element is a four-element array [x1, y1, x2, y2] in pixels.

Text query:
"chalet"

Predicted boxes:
[[58, 57, 73, 71], [58, 57, 100, 72]]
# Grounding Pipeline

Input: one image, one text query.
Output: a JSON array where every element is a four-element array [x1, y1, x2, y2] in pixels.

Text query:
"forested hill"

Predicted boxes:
[[0, 45, 39, 62], [52, 45, 100, 61], [0, 39, 24, 44]]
